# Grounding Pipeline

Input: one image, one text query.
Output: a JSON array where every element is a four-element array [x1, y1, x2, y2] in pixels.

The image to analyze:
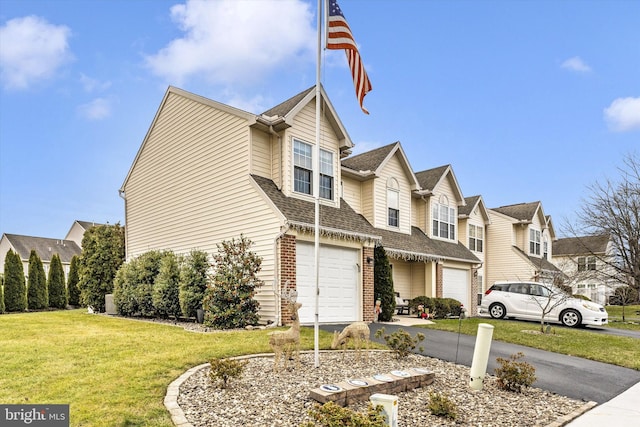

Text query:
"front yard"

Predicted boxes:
[[0, 309, 333, 426]]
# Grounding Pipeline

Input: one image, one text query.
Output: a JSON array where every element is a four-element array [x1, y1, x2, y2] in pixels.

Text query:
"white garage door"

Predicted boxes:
[[442, 268, 470, 310], [296, 242, 359, 324]]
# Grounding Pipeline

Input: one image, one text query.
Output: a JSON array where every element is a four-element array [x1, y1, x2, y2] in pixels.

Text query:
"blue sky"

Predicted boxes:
[[1, 0, 638, 240]]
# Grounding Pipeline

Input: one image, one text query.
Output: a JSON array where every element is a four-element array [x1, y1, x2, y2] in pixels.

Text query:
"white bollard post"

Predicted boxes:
[[469, 323, 494, 391], [369, 393, 398, 427]]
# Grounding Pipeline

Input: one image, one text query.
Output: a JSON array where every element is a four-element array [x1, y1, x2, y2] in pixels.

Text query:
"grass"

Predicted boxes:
[[0, 309, 334, 426], [603, 304, 640, 330], [416, 317, 640, 370]]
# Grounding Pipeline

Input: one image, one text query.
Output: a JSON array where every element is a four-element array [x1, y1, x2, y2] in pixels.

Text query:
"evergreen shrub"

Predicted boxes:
[[179, 249, 210, 318], [373, 245, 395, 322], [48, 253, 67, 309], [3, 250, 26, 311], [27, 250, 47, 310]]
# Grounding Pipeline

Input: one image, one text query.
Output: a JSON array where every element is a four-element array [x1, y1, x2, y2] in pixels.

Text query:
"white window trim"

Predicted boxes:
[[387, 177, 400, 228], [432, 197, 457, 241], [292, 138, 335, 201]]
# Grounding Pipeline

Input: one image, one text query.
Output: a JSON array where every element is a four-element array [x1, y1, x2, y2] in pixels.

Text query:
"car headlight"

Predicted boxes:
[[581, 302, 602, 312]]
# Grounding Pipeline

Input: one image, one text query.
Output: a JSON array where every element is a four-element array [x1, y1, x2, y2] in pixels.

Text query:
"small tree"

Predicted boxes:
[[179, 249, 209, 318], [78, 223, 125, 312], [374, 245, 395, 321], [135, 250, 165, 317], [0, 273, 5, 313], [3, 249, 27, 312], [153, 251, 182, 319], [67, 255, 81, 306], [27, 250, 48, 310], [113, 259, 139, 316], [48, 254, 67, 309], [203, 235, 263, 329], [610, 286, 639, 321]]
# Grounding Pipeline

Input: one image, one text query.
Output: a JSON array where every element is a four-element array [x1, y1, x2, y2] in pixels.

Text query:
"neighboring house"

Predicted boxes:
[[121, 85, 480, 325], [0, 234, 81, 278], [552, 234, 620, 305], [486, 201, 562, 286], [65, 220, 104, 247], [458, 195, 491, 308]]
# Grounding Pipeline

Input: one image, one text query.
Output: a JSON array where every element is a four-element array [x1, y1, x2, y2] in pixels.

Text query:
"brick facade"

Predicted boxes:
[[435, 262, 443, 298], [279, 234, 297, 324], [362, 246, 375, 322]]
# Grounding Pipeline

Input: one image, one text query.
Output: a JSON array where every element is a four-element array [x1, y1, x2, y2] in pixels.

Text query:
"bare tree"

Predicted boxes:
[[563, 152, 640, 295], [528, 283, 570, 332]]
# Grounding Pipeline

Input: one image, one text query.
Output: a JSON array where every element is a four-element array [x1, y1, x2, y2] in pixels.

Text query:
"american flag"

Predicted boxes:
[[326, 0, 372, 114]]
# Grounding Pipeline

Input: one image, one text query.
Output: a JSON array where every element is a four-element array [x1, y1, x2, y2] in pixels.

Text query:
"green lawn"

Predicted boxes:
[[416, 317, 640, 370], [0, 309, 334, 426], [603, 304, 640, 330]]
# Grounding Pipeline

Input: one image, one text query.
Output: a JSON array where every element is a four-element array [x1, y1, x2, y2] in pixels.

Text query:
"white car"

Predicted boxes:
[[479, 281, 608, 328]]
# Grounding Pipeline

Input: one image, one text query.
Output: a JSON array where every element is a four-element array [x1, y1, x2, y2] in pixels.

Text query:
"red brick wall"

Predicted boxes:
[[436, 262, 443, 298], [279, 234, 296, 325], [362, 247, 375, 322], [470, 267, 479, 315]]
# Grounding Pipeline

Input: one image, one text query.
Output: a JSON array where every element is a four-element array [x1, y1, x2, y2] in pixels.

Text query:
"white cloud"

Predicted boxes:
[[604, 97, 640, 132], [145, 0, 315, 86], [77, 97, 112, 120], [561, 56, 591, 73], [0, 16, 72, 90], [79, 73, 111, 93]]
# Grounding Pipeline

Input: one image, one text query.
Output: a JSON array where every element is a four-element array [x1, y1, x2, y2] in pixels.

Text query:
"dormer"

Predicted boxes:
[[341, 142, 420, 234]]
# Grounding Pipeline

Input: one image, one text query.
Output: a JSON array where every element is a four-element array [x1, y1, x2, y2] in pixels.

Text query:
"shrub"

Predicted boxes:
[[67, 255, 81, 306], [0, 273, 5, 313], [152, 251, 182, 319], [3, 249, 26, 312], [179, 249, 210, 318], [27, 250, 47, 310], [409, 296, 435, 316], [427, 392, 458, 420], [209, 358, 248, 389], [494, 352, 536, 392], [203, 235, 263, 329], [48, 253, 67, 309], [373, 245, 395, 322], [135, 250, 165, 317], [302, 401, 386, 427], [113, 260, 139, 316], [374, 327, 424, 358], [78, 223, 125, 312]]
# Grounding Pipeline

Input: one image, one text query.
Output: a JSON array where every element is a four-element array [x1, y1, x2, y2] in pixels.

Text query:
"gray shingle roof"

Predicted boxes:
[[341, 142, 397, 172], [513, 246, 562, 274], [491, 201, 541, 221], [3, 234, 81, 263], [251, 175, 480, 264], [553, 235, 610, 256], [415, 165, 449, 192], [459, 195, 481, 217], [261, 86, 315, 117]]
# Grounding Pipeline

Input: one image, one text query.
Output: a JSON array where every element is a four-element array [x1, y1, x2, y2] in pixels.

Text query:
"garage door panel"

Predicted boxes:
[[443, 268, 470, 310], [296, 242, 359, 324]]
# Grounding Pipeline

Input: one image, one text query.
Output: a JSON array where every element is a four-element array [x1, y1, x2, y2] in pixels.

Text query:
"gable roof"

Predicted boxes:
[[2, 234, 81, 264], [459, 195, 491, 222], [414, 164, 466, 203], [553, 235, 610, 256], [251, 175, 479, 264], [261, 86, 315, 117], [513, 246, 563, 275], [491, 201, 542, 222], [341, 142, 421, 189]]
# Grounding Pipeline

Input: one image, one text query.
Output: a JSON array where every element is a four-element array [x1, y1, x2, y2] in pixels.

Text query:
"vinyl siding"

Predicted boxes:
[[390, 261, 411, 299], [485, 212, 531, 285], [375, 154, 411, 234], [411, 197, 426, 232], [123, 91, 282, 321], [342, 175, 362, 213], [250, 128, 271, 178], [361, 179, 375, 225]]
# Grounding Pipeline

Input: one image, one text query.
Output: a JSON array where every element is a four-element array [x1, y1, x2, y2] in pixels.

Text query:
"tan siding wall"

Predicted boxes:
[[410, 263, 426, 299], [124, 91, 282, 321], [390, 261, 411, 298], [412, 197, 426, 232], [250, 128, 271, 178], [486, 212, 533, 285], [375, 154, 411, 234], [361, 179, 375, 224], [342, 176, 362, 213], [272, 132, 282, 188]]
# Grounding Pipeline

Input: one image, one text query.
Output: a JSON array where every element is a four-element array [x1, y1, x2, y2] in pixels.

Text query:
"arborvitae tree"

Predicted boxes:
[[203, 235, 263, 329], [374, 245, 396, 322], [48, 254, 67, 309], [179, 249, 210, 318], [4, 249, 27, 312], [0, 273, 5, 313], [153, 251, 182, 319], [27, 250, 48, 310], [67, 255, 81, 306], [78, 223, 125, 312], [136, 250, 165, 317]]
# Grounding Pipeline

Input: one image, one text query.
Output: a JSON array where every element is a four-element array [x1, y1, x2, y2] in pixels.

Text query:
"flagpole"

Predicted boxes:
[[313, 0, 322, 369]]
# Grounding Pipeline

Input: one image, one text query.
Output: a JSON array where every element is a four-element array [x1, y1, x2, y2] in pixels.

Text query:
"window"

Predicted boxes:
[[529, 229, 541, 255], [387, 178, 399, 227], [578, 256, 597, 272], [432, 197, 456, 240], [319, 149, 333, 200], [293, 139, 334, 200], [543, 239, 549, 259], [469, 224, 483, 252]]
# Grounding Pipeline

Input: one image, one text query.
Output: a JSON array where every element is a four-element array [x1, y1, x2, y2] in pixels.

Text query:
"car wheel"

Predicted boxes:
[[489, 303, 506, 319], [560, 309, 582, 328]]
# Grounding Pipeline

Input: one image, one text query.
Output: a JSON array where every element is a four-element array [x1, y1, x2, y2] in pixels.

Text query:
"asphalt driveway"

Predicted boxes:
[[319, 322, 640, 404]]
